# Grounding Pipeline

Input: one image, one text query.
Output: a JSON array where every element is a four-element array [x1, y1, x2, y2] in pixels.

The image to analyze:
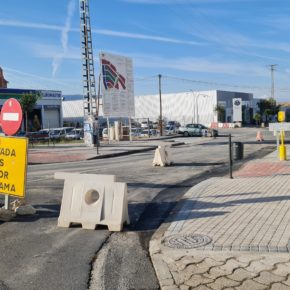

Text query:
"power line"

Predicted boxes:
[[161, 75, 267, 90]]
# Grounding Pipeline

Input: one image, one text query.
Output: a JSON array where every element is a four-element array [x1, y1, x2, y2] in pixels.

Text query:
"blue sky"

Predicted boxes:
[[1, 0, 290, 100]]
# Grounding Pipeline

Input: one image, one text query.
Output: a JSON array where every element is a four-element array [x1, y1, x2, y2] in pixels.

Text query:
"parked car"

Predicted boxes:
[[140, 129, 157, 137], [130, 127, 142, 137], [27, 130, 50, 141], [15, 131, 27, 137], [178, 124, 218, 137], [165, 125, 178, 135], [65, 128, 83, 140], [167, 120, 180, 128], [51, 127, 74, 141]]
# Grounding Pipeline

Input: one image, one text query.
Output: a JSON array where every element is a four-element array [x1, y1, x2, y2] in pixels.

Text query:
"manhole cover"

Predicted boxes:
[[163, 234, 212, 249]]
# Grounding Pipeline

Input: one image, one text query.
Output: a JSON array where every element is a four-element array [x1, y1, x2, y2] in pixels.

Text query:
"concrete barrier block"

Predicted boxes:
[[153, 146, 172, 167], [55, 173, 129, 231]]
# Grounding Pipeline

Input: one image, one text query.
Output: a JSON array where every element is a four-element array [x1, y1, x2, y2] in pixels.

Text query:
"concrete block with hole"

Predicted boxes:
[[153, 145, 173, 167], [55, 172, 130, 231]]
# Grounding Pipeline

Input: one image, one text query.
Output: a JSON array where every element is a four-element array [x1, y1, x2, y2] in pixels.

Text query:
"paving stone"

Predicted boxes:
[[207, 259, 239, 278], [235, 279, 267, 290], [171, 271, 185, 285], [160, 278, 175, 287], [203, 257, 224, 267], [271, 283, 290, 290], [283, 276, 290, 287], [245, 259, 274, 273], [254, 271, 284, 285], [227, 268, 257, 281], [272, 263, 290, 277], [206, 277, 240, 290], [162, 285, 179, 290], [180, 285, 190, 290], [235, 255, 257, 267], [163, 254, 178, 265], [221, 258, 242, 273], [184, 274, 213, 288], [193, 285, 212, 290], [152, 255, 172, 281], [260, 256, 289, 266], [175, 256, 204, 271], [183, 264, 210, 280]]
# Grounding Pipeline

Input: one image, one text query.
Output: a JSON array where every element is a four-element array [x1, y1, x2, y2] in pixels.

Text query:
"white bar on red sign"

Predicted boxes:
[[2, 113, 19, 121]]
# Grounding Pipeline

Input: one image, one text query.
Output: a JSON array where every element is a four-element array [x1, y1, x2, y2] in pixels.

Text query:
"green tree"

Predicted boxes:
[[253, 113, 261, 125], [258, 97, 280, 123], [19, 92, 41, 132], [214, 105, 225, 122]]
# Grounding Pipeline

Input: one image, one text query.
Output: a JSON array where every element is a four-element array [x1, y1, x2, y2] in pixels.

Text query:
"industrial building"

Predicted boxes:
[[135, 90, 260, 126], [0, 67, 62, 131], [62, 90, 260, 127], [0, 88, 63, 131]]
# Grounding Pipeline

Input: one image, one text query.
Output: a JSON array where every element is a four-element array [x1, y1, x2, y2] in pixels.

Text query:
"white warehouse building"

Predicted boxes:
[[135, 90, 259, 126]]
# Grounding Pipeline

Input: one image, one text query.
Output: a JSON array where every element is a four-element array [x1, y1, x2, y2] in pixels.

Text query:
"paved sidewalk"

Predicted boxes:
[[150, 149, 290, 289]]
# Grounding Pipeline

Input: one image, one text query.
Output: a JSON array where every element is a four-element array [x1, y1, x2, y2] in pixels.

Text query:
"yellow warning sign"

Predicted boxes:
[[0, 137, 28, 198], [278, 111, 285, 122]]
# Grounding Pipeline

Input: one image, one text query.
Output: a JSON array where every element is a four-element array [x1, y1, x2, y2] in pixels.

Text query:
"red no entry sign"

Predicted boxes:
[[0, 98, 23, 136]]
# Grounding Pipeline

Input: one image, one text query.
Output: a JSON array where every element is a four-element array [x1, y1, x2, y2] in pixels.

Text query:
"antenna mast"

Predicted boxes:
[[79, 0, 99, 147]]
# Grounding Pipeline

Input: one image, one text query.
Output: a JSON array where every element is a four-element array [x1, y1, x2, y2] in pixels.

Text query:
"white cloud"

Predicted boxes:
[[4, 66, 82, 94], [93, 28, 203, 46], [0, 19, 62, 31], [0, 18, 204, 47], [30, 43, 81, 60], [133, 54, 268, 77], [121, 0, 262, 4], [52, 0, 76, 78]]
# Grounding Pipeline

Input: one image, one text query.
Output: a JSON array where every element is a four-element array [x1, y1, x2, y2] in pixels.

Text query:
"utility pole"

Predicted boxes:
[[79, 0, 98, 148], [269, 64, 277, 99], [158, 74, 163, 136]]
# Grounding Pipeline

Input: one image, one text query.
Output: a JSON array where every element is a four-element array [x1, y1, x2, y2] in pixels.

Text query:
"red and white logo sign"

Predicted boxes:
[[0, 98, 23, 136]]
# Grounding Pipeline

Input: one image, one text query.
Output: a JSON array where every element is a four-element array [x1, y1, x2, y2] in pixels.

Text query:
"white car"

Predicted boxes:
[[179, 123, 218, 137], [165, 125, 178, 135]]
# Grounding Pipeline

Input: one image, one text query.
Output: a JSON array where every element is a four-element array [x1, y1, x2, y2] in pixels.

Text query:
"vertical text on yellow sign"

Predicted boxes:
[[0, 137, 28, 198]]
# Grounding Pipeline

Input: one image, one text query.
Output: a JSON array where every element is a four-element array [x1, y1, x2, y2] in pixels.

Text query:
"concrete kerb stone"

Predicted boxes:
[[28, 141, 185, 164]]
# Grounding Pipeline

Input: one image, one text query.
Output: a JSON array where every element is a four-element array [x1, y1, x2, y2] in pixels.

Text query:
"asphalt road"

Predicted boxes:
[[0, 128, 276, 290]]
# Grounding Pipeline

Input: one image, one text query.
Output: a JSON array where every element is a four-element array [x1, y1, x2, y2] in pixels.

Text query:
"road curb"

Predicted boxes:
[[28, 142, 185, 165]]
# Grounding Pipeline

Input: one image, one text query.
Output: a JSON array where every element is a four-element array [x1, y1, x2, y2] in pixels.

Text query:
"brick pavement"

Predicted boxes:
[[150, 149, 290, 289]]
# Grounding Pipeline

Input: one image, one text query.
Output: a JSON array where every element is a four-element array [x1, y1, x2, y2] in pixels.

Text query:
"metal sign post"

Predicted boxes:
[[229, 134, 233, 179]]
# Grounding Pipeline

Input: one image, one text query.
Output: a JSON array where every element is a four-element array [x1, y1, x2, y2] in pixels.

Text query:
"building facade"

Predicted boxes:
[[135, 90, 258, 126], [0, 88, 62, 131], [0, 67, 8, 88]]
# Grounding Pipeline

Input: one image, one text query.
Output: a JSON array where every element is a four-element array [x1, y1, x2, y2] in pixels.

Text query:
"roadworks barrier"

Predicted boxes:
[[153, 145, 173, 167], [55, 172, 130, 231]]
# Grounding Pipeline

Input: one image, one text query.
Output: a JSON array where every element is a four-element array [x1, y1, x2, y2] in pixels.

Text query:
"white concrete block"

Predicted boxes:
[[56, 173, 129, 231], [153, 146, 173, 167]]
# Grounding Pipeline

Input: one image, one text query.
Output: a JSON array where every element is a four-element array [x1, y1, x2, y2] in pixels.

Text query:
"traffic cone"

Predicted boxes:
[[256, 131, 264, 142]]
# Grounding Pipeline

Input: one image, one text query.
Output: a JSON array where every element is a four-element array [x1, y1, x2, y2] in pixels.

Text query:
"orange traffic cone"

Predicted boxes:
[[256, 131, 264, 142]]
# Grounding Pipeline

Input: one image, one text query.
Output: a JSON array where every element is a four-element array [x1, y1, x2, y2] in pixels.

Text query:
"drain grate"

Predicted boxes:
[[163, 233, 212, 249]]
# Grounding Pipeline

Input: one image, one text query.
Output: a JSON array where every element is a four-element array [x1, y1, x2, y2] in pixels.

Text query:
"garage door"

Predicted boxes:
[[43, 109, 60, 128]]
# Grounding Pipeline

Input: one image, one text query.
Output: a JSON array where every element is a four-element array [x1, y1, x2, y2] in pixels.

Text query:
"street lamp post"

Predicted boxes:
[[190, 90, 210, 124]]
